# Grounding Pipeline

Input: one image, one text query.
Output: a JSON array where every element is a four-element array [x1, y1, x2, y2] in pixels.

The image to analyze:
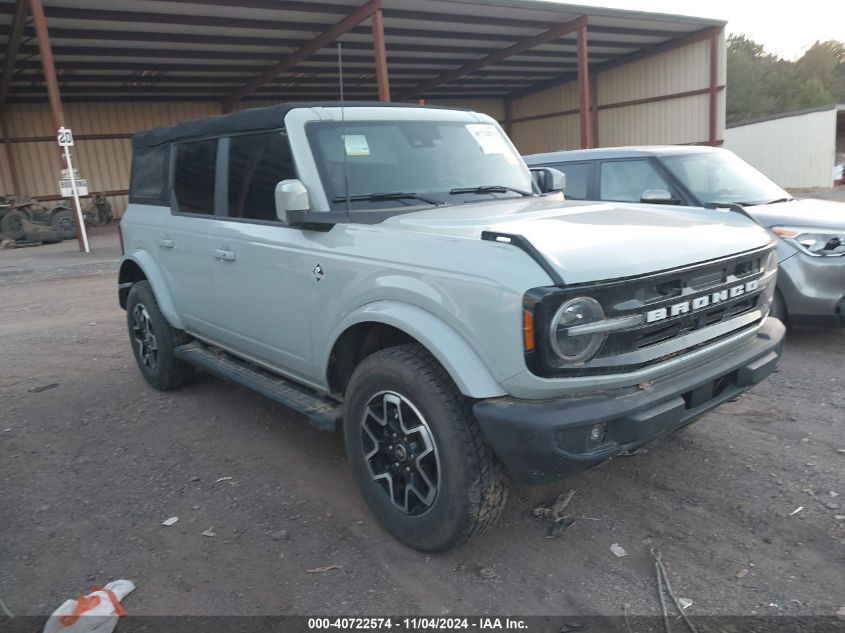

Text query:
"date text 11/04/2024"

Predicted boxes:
[[307, 617, 528, 630]]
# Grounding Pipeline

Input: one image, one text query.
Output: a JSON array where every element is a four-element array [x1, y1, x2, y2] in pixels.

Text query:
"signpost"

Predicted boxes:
[[57, 126, 90, 253]]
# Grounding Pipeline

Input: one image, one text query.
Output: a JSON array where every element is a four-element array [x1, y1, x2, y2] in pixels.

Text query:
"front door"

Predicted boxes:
[[205, 130, 318, 384]]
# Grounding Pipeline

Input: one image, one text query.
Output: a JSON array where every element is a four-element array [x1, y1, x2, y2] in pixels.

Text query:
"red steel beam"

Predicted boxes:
[[708, 28, 720, 145], [0, 0, 29, 108], [399, 15, 588, 99], [226, 0, 382, 106], [577, 24, 591, 149], [30, 0, 90, 252], [29, 0, 63, 131], [371, 7, 390, 101]]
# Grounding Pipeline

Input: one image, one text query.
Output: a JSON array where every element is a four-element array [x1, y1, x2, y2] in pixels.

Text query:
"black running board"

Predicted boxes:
[[174, 341, 343, 431]]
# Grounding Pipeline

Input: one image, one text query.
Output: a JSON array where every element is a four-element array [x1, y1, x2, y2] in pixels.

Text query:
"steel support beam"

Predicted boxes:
[[708, 28, 720, 146], [577, 25, 591, 149], [371, 8, 390, 101], [226, 0, 382, 107], [398, 15, 588, 100], [30, 0, 89, 252], [0, 0, 29, 108]]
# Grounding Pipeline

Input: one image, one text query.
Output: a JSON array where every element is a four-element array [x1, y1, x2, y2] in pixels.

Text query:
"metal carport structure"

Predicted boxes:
[[0, 0, 726, 219]]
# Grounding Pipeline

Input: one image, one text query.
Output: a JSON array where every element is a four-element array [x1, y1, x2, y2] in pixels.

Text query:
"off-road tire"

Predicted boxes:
[[1, 210, 26, 241], [126, 281, 194, 390], [344, 343, 509, 553], [50, 209, 77, 240]]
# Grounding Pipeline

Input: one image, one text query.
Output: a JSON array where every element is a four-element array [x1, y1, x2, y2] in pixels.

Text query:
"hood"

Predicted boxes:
[[745, 197, 845, 230], [383, 196, 773, 284]]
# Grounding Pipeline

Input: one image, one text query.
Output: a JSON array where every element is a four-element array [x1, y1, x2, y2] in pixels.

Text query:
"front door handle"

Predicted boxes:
[[157, 238, 175, 249], [214, 248, 237, 262]]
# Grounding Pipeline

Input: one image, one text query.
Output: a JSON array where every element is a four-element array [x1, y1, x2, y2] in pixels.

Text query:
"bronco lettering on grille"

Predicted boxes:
[[645, 279, 760, 324]]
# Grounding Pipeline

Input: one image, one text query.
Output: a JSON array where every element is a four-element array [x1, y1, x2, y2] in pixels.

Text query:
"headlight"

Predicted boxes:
[[771, 226, 845, 257], [550, 297, 607, 363]]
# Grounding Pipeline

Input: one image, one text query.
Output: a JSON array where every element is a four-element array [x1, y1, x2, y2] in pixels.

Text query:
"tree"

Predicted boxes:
[[726, 34, 839, 125]]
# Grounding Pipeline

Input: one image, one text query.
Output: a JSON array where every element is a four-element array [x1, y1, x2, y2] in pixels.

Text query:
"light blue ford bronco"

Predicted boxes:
[[119, 103, 784, 552]]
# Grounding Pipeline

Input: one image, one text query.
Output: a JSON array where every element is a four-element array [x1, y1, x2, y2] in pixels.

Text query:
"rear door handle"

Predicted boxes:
[[157, 238, 175, 249], [214, 248, 237, 262]]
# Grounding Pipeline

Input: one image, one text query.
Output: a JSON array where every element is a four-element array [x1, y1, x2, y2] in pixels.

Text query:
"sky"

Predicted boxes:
[[551, 0, 845, 60]]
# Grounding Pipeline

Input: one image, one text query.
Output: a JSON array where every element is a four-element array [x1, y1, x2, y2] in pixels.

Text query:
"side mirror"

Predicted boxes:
[[275, 179, 310, 222], [529, 167, 566, 194], [640, 189, 679, 205]]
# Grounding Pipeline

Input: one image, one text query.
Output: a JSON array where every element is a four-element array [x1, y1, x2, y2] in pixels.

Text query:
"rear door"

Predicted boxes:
[[156, 138, 219, 336], [206, 130, 318, 384]]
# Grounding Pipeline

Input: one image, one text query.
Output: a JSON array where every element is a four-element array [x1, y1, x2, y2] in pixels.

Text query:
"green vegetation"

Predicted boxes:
[[727, 35, 845, 125]]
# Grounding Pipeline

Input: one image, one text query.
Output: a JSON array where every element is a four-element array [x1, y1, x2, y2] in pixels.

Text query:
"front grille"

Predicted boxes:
[[633, 294, 760, 350], [523, 244, 774, 378]]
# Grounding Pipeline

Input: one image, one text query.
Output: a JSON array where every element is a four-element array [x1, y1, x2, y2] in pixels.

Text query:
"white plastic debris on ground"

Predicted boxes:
[[43, 579, 135, 633]]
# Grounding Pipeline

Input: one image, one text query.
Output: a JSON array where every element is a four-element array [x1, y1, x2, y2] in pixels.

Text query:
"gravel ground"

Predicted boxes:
[[0, 226, 843, 619]]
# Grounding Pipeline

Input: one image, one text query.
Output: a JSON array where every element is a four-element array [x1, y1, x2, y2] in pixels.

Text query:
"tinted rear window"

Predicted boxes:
[[129, 145, 169, 205], [173, 139, 217, 214]]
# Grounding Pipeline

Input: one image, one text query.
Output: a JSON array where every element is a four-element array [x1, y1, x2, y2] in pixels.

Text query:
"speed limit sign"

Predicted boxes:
[[57, 126, 74, 147]]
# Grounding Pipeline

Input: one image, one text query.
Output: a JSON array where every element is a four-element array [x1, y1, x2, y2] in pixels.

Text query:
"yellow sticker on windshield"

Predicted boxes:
[[343, 134, 371, 156]]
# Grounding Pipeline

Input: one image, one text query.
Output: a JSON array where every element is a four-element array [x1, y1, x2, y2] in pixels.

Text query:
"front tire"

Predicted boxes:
[[344, 344, 509, 552], [126, 281, 194, 390]]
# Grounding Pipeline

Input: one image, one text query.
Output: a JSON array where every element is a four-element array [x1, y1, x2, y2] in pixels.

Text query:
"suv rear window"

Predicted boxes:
[[173, 139, 218, 214], [129, 145, 168, 205]]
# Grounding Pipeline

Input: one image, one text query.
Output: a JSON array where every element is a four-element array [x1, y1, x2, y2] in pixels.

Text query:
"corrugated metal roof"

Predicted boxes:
[[0, 0, 724, 102]]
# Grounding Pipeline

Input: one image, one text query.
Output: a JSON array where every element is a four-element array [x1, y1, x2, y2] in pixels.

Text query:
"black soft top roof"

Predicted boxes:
[[132, 101, 463, 149]]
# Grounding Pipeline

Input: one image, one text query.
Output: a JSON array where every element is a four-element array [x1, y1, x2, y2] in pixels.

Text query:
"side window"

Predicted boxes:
[[599, 159, 671, 203], [173, 139, 217, 214], [550, 162, 591, 200], [226, 131, 296, 221]]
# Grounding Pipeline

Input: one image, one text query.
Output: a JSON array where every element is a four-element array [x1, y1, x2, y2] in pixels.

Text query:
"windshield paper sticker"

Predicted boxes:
[[466, 124, 517, 164], [343, 134, 371, 156], [466, 124, 508, 154]]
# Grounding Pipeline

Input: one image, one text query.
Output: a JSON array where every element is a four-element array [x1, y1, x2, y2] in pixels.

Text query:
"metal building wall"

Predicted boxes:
[[509, 32, 725, 154], [0, 101, 223, 218], [0, 98, 507, 219], [724, 108, 838, 189]]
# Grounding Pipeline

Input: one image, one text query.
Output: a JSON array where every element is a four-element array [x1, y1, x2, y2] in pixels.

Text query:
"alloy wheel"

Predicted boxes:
[[361, 391, 440, 515], [131, 303, 158, 371]]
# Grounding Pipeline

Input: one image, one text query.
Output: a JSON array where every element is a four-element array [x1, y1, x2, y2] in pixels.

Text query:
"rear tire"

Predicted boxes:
[[126, 281, 194, 390], [50, 209, 77, 240], [343, 343, 508, 553]]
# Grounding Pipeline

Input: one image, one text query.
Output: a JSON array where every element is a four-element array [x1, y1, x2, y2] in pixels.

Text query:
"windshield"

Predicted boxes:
[[306, 120, 533, 211], [659, 151, 790, 206]]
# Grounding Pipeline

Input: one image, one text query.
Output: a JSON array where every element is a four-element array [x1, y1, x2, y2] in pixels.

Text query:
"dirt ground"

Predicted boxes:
[[0, 225, 843, 619]]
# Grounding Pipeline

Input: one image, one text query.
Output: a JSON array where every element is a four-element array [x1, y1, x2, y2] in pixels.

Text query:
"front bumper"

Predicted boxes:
[[777, 252, 845, 326], [473, 317, 785, 483]]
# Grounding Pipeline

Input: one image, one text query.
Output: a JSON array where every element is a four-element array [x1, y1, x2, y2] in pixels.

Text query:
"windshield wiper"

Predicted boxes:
[[765, 197, 793, 205], [449, 185, 532, 197], [331, 192, 442, 205]]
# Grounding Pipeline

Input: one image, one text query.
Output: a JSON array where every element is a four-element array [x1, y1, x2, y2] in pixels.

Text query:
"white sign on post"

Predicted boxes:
[[57, 126, 90, 253], [57, 127, 74, 147]]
